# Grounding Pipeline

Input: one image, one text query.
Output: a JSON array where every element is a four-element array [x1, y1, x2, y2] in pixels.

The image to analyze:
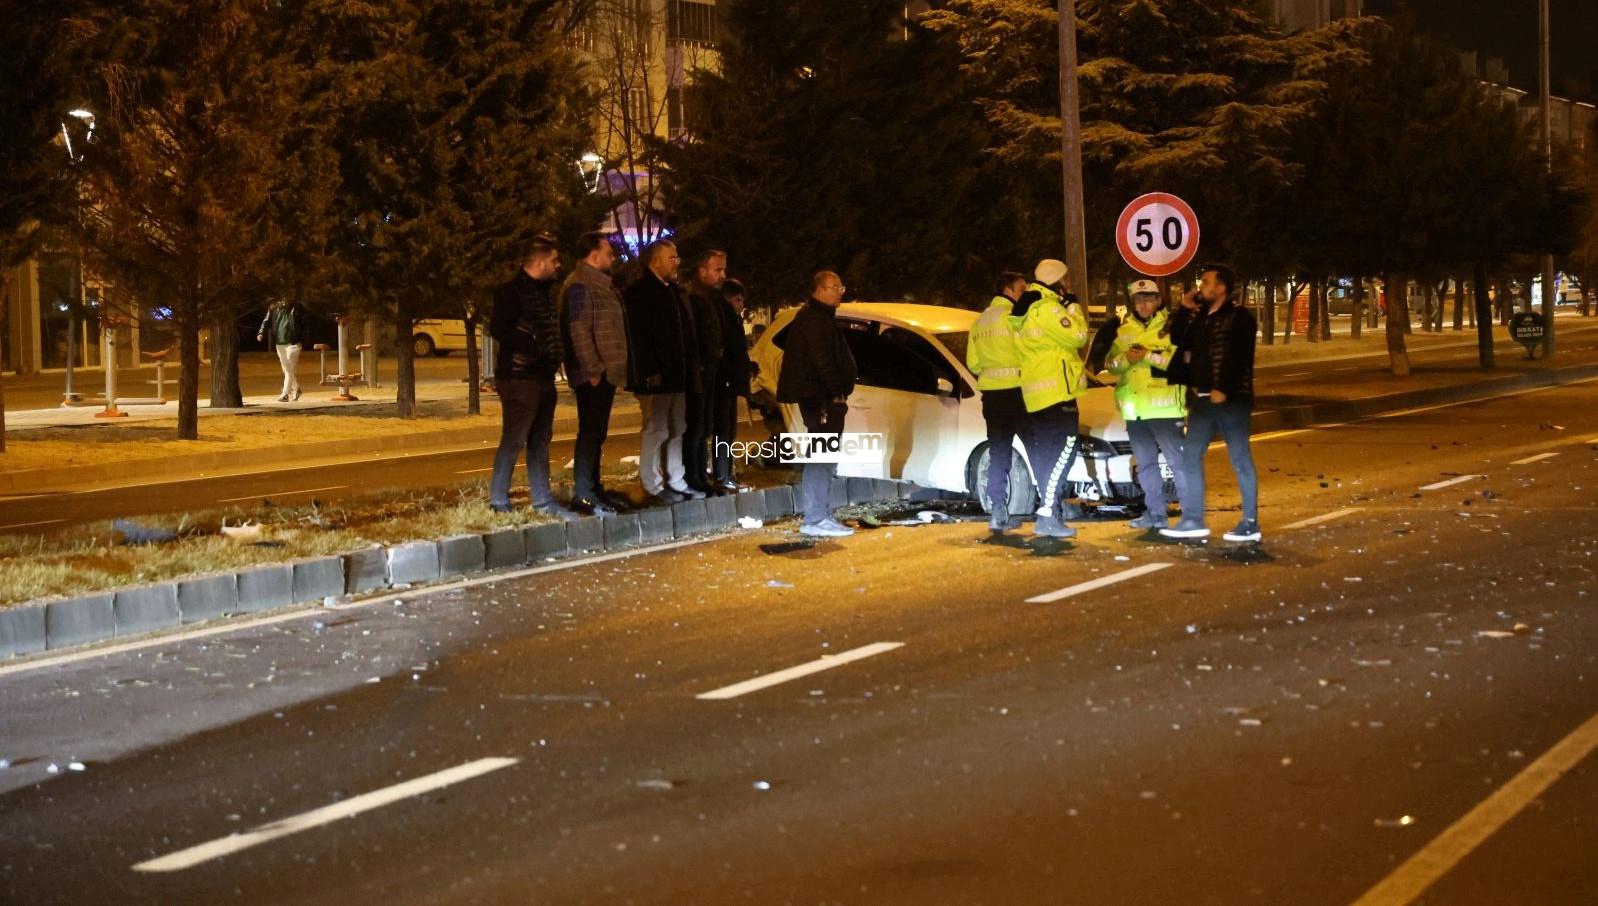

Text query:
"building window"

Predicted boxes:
[[667, 0, 716, 47]]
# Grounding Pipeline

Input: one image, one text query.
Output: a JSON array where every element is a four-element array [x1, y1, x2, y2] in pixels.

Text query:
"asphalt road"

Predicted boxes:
[[6, 320, 1598, 535], [1, 378, 1596, 904]]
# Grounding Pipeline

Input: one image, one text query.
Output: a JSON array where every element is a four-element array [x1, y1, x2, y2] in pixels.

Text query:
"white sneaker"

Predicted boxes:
[[800, 518, 853, 538]]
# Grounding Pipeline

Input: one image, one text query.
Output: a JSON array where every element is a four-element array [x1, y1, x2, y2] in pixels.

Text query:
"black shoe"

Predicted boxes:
[[715, 479, 751, 494], [652, 489, 688, 505], [489, 503, 513, 514], [597, 488, 632, 510], [573, 496, 618, 516]]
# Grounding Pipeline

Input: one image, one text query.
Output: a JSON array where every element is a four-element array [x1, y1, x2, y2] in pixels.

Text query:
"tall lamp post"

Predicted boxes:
[[1539, 0, 1555, 357], [59, 108, 96, 405], [1057, 0, 1090, 300]]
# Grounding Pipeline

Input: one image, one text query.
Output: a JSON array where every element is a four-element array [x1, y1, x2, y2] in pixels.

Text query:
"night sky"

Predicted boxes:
[[1365, 0, 1598, 99]]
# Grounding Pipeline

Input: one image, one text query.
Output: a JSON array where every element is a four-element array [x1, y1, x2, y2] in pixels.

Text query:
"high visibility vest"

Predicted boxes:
[[966, 296, 1023, 391], [1014, 283, 1088, 413], [1106, 308, 1186, 421]]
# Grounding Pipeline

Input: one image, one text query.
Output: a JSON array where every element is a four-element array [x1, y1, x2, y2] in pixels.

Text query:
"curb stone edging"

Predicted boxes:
[[7, 357, 1598, 662]]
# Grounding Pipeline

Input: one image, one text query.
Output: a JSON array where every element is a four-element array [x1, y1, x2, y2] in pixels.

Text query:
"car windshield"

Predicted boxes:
[[933, 330, 968, 364]]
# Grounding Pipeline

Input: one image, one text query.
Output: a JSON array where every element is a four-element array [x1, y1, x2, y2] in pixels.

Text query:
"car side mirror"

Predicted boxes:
[[936, 377, 955, 397]]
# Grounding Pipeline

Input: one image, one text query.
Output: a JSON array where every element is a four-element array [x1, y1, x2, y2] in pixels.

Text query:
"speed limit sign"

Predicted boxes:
[[1115, 192, 1201, 277]]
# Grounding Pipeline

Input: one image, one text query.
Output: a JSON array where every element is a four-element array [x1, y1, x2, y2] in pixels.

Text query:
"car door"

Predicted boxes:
[[836, 323, 963, 486]]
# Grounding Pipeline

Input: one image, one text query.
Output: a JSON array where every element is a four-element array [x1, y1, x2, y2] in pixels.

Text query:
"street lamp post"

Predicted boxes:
[[60, 108, 95, 405], [1539, 0, 1555, 358], [1057, 0, 1090, 300]]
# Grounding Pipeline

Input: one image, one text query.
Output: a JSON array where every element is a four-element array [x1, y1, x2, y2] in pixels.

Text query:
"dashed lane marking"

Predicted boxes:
[[1419, 475, 1483, 491], [132, 758, 519, 872], [1281, 508, 1360, 530], [696, 642, 905, 701], [216, 485, 346, 504], [1026, 563, 1174, 604], [1509, 452, 1559, 466], [0, 519, 67, 532]]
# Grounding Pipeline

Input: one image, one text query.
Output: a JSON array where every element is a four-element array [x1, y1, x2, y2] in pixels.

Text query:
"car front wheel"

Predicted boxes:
[[412, 334, 437, 358], [966, 443, 1037, 516]]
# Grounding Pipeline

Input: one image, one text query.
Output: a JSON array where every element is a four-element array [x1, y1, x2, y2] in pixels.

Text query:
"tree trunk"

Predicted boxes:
[[1582, 285, 1593, 317], [464, 310, 481, 417], [177, 298, 202, 440], [1385, 273, 1411, 376], [1350, 276, 1364, 340], [1497, 278, 1513, 325], [1307, 278, 1322, 343], [208, 309, 244, 408], [1283, 280, 1300, 344], [395, 300, 416, 419], [1452, 276, 1465, 331], [1474, 264, 1494, 370], [0, 266, 9, 454], [1261, 276, 1276, 345], [1320, 278, 1332, 339]]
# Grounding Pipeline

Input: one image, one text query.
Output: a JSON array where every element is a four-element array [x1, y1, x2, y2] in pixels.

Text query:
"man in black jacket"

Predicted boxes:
[[681, 250, 728, 495], [1161, 263, 1261, 543], [488, 233, 574, 518], [710, 278, 752, 492], [257, 299, 309, 402], [624, 239, 702, 504], [777, 271, 858, 538]]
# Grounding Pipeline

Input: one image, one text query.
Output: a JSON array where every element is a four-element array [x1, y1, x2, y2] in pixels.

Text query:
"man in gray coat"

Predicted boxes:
[[560, 232, 630, 515]]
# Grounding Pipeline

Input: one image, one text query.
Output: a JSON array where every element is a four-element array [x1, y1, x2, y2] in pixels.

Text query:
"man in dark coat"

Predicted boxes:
[[488, 233, 573, 518], [257, 299, 309, 402], [777, 270, 858, 537], [1161, 263, 1261, 543], [681, 250, 727, 495], [710, 278, 752, 492], [623, 239, 702, 503]]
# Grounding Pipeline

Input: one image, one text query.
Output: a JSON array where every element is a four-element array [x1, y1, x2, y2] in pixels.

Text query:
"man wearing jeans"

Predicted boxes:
[[1161, 264, 1260, 543], [488, 233, 574, 518], [257, 299, 307, 402], [560, 232, 629, 516], [777, 271, 858, 538]]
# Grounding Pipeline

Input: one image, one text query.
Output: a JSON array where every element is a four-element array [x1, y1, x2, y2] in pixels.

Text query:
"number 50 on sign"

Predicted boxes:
[[1115, 192, 1201, 278]]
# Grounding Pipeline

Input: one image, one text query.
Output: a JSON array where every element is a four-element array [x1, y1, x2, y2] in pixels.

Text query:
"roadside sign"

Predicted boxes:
[[1509, 311, 1545, 357], [1115, 192, 1201, 278]]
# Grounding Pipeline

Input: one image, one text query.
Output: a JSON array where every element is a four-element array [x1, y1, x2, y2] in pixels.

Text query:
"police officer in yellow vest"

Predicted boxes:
[[966, 271, 1029, 533], [1105, 279, 1189, 531], [1013, 259, 1088, 539]]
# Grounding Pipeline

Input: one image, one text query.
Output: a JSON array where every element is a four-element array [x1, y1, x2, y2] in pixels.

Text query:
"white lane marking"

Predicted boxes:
[[0, 535, 719, 680], [1280, 372, 1311, 378], [1282, 508, 1360, 530], [216, 485, 346, 504], [0, 519, 67, 531], [1252, 428, 1318, 442], [1588, 436, 1598, 444], [1509, 452, 1559, 466], [1419, 475, 1483, 491], [132, 757, 518, 873], [456, 466, 494, 475], [1026, 563, 1174, 604], [1350, 709, 1598, 906], [696, 642, 904, 701]]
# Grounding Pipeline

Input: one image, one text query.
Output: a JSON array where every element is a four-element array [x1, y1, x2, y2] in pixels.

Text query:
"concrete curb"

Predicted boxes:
[[0, 407, 646, 494]]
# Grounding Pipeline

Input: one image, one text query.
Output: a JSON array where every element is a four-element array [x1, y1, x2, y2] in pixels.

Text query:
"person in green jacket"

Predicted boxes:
[[966, 271, 1028, 532], [1013, 258, 1088, 539], [1105, 279, 1188, 530]]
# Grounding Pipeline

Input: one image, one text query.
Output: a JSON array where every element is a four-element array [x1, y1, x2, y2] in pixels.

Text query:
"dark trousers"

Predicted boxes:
[[1021, 402, 1080, 519], [1125, 417, 1187, 515], [490, 377, 557, 509], [710, 384, 742, 483], [683, 387, 713, 490], [798, 400, 847, 525], [1178, 397, 1258, 524], [980, 388, 1027, 514], [571, 378, 616, 500]]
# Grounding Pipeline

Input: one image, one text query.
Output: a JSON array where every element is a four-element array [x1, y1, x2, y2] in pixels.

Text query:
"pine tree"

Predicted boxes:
[[657, 0, 1015, 307]]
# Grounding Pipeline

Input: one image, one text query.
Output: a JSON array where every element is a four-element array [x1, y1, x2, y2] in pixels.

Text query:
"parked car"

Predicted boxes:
[[747, 302, 1172, 516], [411, 319, 470, 357]]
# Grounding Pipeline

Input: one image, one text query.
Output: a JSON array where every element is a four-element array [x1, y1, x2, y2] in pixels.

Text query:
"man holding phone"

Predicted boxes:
[[1105, 279, 1187, 531]]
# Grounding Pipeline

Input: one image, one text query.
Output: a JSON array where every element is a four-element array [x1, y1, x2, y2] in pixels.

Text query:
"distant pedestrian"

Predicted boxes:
[[624, 239, 703, 504], [710, 278, 753, 493], [682, 250, 728, 495], [559, 231, 629, 516], [966, 271, 1029, 532], [1161, 264, 1260, 542], [488, 233, 574, 519], [1106, 279, 1187, 531], [1013, 259, 1088, 539], [257, 299, 308, 402], [777, 271, 858, 538]]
